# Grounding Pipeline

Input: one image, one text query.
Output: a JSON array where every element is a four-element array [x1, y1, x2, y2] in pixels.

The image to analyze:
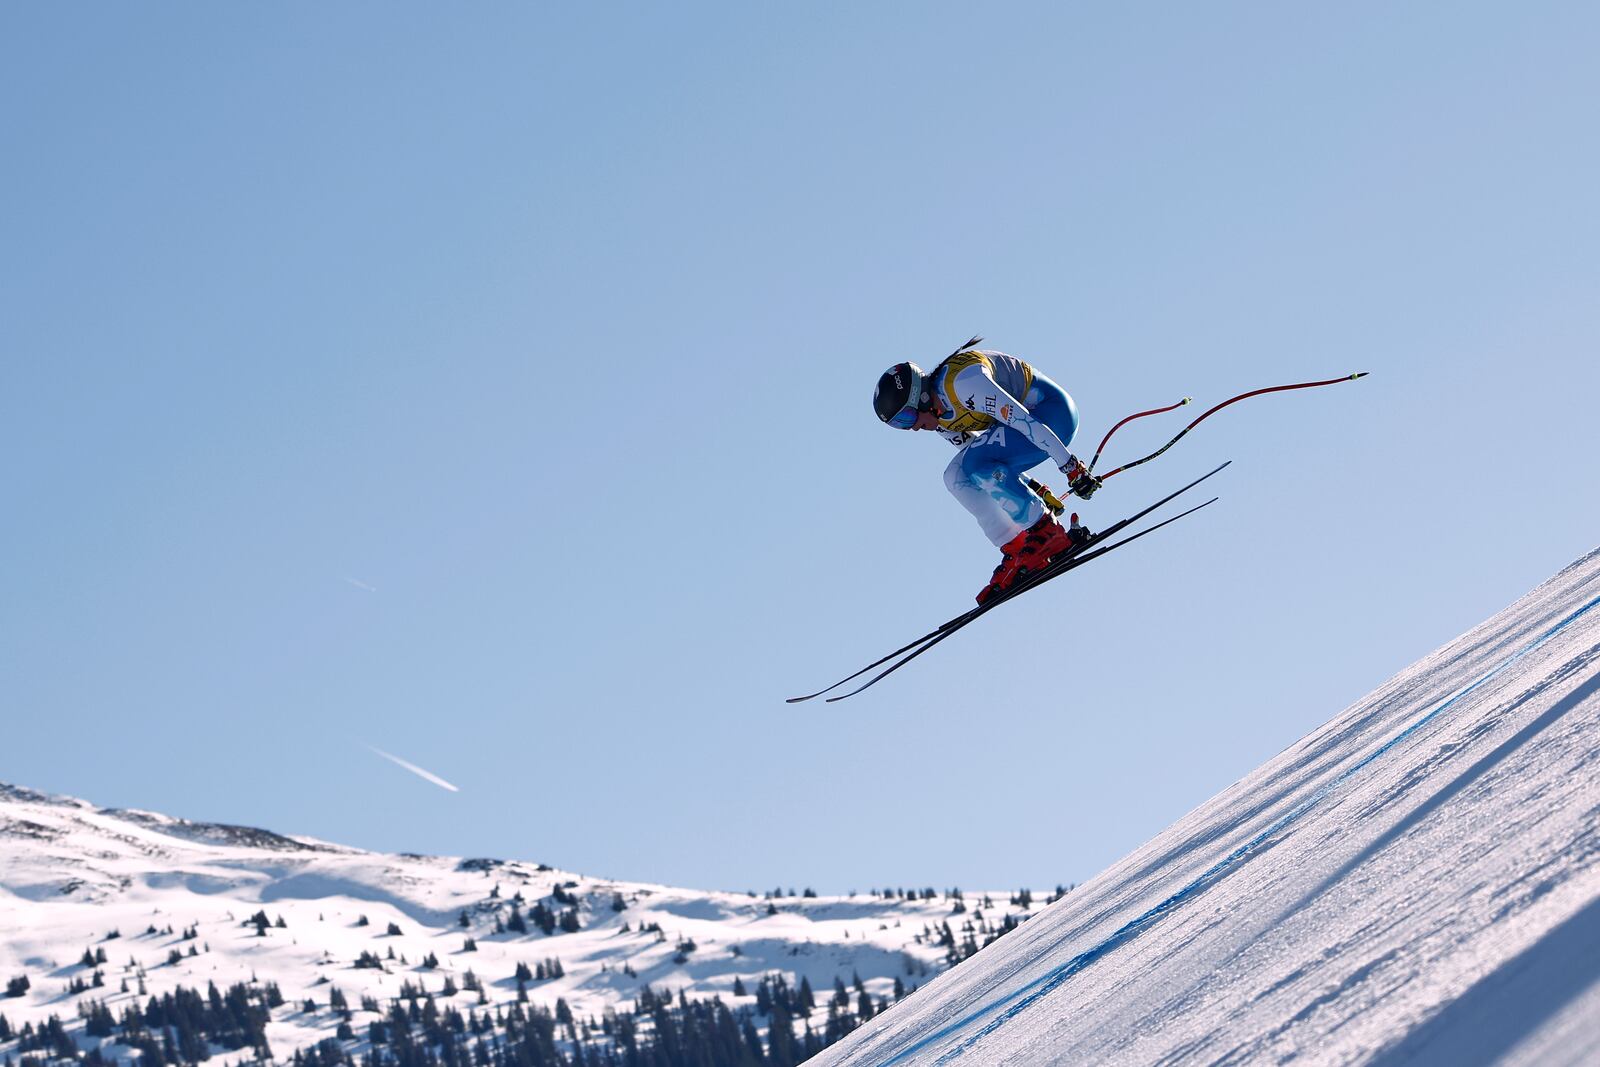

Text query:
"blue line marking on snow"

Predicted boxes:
[[872, 590, 1600, 1066]]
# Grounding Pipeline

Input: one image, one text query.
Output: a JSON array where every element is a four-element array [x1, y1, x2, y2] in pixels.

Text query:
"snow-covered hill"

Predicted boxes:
[[0, 782, 1026, 1064], [816, 547, 1600, 1066]]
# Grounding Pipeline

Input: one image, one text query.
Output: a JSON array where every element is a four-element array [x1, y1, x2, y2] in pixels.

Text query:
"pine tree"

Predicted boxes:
[[740, 1014, 764, 1063], [767, 1003, 799, 1067], [802, 1021, 824, 1058]]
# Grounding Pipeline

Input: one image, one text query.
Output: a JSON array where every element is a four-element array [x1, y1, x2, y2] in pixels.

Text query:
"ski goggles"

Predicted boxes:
[[886, 403, 922, 429]]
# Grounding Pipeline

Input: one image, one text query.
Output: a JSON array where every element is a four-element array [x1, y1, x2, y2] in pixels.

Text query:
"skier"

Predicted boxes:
[[874, 338, 1103, 603]]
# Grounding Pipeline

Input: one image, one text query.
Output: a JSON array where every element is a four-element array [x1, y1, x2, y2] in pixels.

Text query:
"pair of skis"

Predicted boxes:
[[787, 461, 1231, 704]]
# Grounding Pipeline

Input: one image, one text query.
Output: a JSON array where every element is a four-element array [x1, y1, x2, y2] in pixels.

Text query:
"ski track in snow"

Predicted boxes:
[[817, 547, 1600, 1066], [907, 594, 1600, 1064]]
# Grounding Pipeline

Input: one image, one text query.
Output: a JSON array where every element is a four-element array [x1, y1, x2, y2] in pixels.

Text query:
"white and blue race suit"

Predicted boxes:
[[931, 350, 1081, 547]]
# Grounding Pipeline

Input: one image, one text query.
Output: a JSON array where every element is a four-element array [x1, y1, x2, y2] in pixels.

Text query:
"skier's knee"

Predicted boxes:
[[943, 455, 969, 494]]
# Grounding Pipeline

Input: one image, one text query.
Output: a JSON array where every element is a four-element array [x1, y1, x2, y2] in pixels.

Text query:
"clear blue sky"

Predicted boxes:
[[4, 3, 1598, 894]]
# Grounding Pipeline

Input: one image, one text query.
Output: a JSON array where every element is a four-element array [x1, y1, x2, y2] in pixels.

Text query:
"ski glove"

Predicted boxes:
[[1061, 457, 1102, 500]]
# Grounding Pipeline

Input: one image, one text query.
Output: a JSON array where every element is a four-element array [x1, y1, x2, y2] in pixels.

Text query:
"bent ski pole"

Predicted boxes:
[[1096, 372, 1367, 480], [1088, 397, 1191, 472]]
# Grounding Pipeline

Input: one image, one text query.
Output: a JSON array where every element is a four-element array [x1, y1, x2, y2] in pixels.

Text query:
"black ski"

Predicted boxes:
[[787, 460, 1231, 704], [820, 496, 1217, 702]]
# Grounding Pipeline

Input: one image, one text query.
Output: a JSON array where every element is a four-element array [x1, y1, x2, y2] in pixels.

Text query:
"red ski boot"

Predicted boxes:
[[976, 513, 1076, 605]]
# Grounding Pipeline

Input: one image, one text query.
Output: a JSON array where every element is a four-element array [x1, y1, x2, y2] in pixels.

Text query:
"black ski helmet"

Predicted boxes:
[[874, 337, 983, 428], [874, 362, 926, 428]]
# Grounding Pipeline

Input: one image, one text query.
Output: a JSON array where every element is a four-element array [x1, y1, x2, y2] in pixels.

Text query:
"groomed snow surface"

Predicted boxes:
[[816, 547, 1600, 1066]]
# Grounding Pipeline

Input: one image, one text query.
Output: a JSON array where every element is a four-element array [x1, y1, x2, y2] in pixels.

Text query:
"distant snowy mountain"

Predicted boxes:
[[0, 781, 1034, 1065], [816, 548, 1600, 1066]]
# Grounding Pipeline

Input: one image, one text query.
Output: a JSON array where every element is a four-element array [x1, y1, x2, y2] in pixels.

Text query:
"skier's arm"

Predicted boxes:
[[952, 364, 1078, 470]]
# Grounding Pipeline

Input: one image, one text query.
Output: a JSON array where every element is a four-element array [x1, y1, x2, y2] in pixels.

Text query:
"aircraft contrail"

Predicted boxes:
[[367, 746, 460, 792]]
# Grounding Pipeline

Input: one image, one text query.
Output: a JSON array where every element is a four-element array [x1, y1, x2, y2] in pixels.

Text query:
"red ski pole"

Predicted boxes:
[[1096, 372, 1368, 480], [1088, 396, 1192, 472]]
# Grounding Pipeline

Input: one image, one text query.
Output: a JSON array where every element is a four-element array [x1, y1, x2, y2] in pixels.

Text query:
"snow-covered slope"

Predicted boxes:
[[817, 547, 1600, 1066], [0, 782, 1016, 1062]]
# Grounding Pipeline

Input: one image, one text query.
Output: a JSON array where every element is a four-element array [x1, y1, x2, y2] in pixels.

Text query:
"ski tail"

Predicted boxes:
[[785, 612, 975, 703]]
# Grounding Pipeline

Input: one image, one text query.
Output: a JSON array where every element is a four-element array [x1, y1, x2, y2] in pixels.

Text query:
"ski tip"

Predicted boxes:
[[1180, 396, 1193, 405], [1351, 371, 1369, 380]]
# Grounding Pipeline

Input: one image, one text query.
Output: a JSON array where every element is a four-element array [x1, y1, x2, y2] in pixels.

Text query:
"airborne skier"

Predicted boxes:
[[794, 358, 1361, 702], [874, 337, 1103, 603]]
